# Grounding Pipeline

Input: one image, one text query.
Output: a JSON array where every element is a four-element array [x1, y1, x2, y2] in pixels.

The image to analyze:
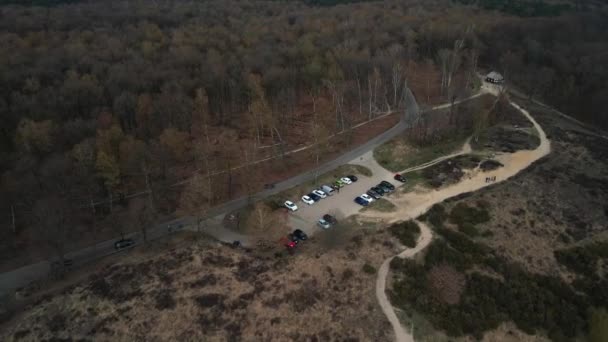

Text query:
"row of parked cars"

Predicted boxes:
[[283, 175, 359, 211], [353, 174, 406, 206]]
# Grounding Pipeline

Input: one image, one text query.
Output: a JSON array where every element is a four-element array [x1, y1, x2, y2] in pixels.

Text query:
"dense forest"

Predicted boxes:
[[0, 0, 607, 267]]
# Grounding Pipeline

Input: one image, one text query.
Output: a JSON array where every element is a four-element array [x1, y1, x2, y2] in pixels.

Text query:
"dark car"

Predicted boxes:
[[354, 196, 369, 206], [308, 192, 321, 202], [367, 189, 381, 199], [288, 233, 299, 244], [114, 238, 135, 250], [372, 186, 385, 195], [323, 214, 338, 225], [380, 180, 395, 190], [377, 183, 393, 193], [347, 175, 358, 182], [293, 229, 308, 241], [394, 174, 406, 183]]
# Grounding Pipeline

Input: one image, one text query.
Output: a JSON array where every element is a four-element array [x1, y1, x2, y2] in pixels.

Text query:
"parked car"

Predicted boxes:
[[284, 200, 298, 211], [321, 185, 335, 196], [394, 174, 407, 183], [354, 196, 369, 206], [323, 214, 338, 225], [293, 229, 308, 241], [318, 219, 331, 229], [346, 175, 358, 182], [312, 189, 327, 199], [380, 180, 395, 190], [377, 183, 392, 193], [360, 193, 374, 203], [340, 177, 353, 185], [114, 238, 135, 250], [288, 233, 299, 244], [334, 180, 346, 188], [302, 195, 315, 205], [367, 189, 381, 199], [308, 192, 321, 201], [372, 186, 385, 195]]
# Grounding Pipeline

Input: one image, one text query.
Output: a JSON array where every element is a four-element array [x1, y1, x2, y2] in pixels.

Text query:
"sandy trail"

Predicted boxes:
[[375, 221, 433, 342], [372, 88, 551, 342]]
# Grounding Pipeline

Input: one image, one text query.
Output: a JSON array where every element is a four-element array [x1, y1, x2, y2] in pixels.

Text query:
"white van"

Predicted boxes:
[[321, 185, 335, 196]]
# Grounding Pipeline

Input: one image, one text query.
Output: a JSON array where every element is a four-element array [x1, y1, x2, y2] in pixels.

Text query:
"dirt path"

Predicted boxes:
[[372, 87, 551, 342], [398, 137, 472, 174], [375, 220, 433, 342]]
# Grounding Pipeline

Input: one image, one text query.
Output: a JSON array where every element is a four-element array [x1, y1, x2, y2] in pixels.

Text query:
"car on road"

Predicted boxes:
[[380, 180, 395, 190], [284, 200, 298, 211], [367, 189, 381, 199], [334, 180, 346, 188], [346, 175, 358, 182], [308, 192, 321, 202], [313, 189, 327, 199], [114, 238, 135, 250], [394, 174, 407, 183], [318, 219, 331, 229], [293, 229, 308, 241], [302, 195, 315, 205], [340, 177, 353, 185], [354, 196, 369, 206], [323, 214, 338, 225], [360, 193, 374, 203], [372, 186, 385, 195]]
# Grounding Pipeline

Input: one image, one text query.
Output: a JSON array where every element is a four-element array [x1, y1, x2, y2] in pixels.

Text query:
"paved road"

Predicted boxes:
[[0, 91, 419, 294]]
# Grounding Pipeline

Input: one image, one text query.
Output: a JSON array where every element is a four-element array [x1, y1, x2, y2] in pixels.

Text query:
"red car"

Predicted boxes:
[[394, 174, 406, 183]]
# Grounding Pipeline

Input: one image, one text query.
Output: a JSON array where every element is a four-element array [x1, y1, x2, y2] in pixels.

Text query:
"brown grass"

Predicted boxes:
[[426, 264, 466, 305], [1, 227, 404, 341]]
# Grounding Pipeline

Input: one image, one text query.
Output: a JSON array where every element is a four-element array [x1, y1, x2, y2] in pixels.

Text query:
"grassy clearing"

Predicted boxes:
[[374, 134, 469, 172], [265, 164, 372, 207], [361, 198, 396, 213], [397, 170, 426, 193]]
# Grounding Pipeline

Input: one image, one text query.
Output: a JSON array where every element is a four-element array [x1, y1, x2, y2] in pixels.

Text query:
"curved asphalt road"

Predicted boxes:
[[0, 90, 421, 294]]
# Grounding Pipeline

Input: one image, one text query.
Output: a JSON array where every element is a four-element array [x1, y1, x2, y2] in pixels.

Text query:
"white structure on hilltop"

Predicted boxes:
[[485, 71, 504, 84]]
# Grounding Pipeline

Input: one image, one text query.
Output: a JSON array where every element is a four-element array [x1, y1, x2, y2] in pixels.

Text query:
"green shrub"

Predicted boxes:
[[421, 203, 447, 228], [481, 230, 494, 238], [459, 223, 480, 237], [449, 203, 490, 230], [389, 220, 421, 247], [554, 241, 608, 277], [391, 237, 591, 340], [362, 263, 376, 275]]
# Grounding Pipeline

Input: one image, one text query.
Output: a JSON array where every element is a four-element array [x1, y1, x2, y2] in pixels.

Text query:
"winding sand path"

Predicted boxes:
[[373, 87, 551, 342]]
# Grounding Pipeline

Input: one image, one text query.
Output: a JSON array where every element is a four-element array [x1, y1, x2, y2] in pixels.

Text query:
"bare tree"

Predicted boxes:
[[32, 196, 72, 274], [245, 202, 288, 248], [128, 197, 154, 244], [310, 116, 331, 184], [177, 173, 211, 234]]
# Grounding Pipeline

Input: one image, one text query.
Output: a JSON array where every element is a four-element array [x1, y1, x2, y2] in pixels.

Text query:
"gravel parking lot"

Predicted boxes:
[[289, 151, 396, 235]]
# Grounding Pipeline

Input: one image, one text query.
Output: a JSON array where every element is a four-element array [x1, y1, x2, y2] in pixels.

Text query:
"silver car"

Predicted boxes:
[[317, 219, 330, 229]]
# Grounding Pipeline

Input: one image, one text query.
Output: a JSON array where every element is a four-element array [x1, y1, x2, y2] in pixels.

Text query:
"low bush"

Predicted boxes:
[[389, 220, 421, 247], [362, 263, 376, 275], [391, 231, 592, 340], [449, 203, 490, 230], [554, 241, 608, 277], [420, 204, 447, 228], [458, 223, 480, 237]]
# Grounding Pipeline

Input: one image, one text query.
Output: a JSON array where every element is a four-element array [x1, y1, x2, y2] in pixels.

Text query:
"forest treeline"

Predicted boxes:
[[0, 0, 606, 265]]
